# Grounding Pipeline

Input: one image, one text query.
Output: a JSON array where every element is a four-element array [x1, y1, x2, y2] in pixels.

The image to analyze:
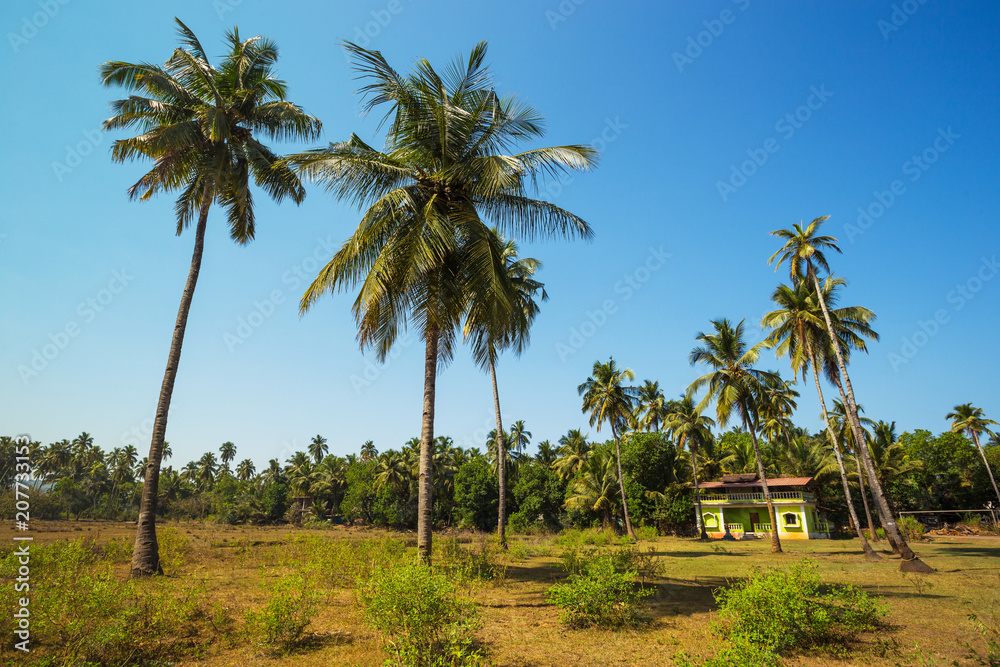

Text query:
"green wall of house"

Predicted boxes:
[[699, 503, 828, 539]]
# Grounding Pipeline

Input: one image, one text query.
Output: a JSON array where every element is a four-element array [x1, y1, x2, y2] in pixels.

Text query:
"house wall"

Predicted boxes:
[[701, 502, 826, 539]]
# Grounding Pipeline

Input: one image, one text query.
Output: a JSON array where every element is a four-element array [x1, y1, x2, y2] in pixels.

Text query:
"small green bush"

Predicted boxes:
[[560, 542, 663, 584], [358, 563, 484, 666], [439, 536, 507, 586], [243, 574, 319, 655], [634, 525, 659, 540], [706, 560, 887, 666], [900, 515, 926, 540], [547, 556, 652, 628]]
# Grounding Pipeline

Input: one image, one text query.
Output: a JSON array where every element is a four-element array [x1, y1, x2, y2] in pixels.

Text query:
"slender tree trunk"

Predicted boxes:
[[489, 358, 508, 549], [806, 343, 878, 559], [130, 197, 211, 578], [610, 423, 636, 540], [417, 324, 438, 565], [745, 413, 782, 553], [853, 451, 880, 542], [811, 272, 931, 572], [685, 434, 708, 539], [972, 431, 1000, 506]]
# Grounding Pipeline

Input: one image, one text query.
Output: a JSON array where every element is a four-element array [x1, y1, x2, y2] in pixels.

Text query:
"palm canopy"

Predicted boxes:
[[946, 403, 998, 441], [578, 358, 639, 436], [687, 319, 779, 430], [763, 278, 878, 383], [288, 41, 595, 362], [768, 215, 840, 283], [463, 230, 547, 369], [101, 18, 321, 238], [665, 394, 715, 452]]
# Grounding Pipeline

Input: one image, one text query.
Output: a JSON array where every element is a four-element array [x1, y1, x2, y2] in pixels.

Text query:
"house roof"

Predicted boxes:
[[696, 476, 814, 490]]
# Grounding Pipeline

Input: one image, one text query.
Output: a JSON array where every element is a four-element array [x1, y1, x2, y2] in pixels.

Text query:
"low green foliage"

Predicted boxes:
[[0, 539, 233, 665], [634, 524, 659, 540], [900, 515, 926, 540], [438, 536, 507, 586], [243, 574, 319, 655], [559, 541, 663, 584], [703, 560, 888, 666], [547, 556, 652, 628], [358, 563, 484, 666]]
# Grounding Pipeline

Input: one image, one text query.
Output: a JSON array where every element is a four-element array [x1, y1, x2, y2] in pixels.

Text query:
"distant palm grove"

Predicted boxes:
[[6, 21, 998, 581]]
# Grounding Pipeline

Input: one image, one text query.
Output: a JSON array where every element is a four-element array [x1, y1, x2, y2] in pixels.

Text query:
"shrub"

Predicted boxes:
[[243, 574, 319, 655], [358, 563, 484, 666], [547, 556, 652, 628], [634, 524, 659, 541], [439, 536, 507, 586], [559, 542, 662, 584], [900, 515, 926, 541], [707, 560, 887, 665]]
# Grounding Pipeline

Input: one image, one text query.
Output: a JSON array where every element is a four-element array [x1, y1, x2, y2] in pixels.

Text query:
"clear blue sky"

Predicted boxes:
[[2, 1, 998, 471]]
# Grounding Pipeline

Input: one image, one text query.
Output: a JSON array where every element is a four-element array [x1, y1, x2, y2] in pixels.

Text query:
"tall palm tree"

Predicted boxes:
[[196, 452, 218, 491], [946, 403, 1000, 505], [464, 230, 547, 546], [289, 42, 594, 563], [535, 440, 557, 466], [634, 380, 667, 432], [763, 278, 880, 558], [769, 217, 930, 571], [864, 421, 924, 515], [219, 441, 236, 474], [578, 358, 640, 539], [235, 458, 255, 481], [553, 429, 590, 480], [309, 435, 329, 465], [688, 319, 783, 553], [374, 451, 409, 496], [830, 399, 880, 543], [508, 420, 532, 456], [564, 449, 620, 531], [665, 395, 715, 539], [360, 440, 378, 463], [102, 19, 321, 577]]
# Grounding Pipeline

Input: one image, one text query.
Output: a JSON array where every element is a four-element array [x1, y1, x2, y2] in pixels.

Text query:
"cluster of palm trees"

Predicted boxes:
[[101, 19, 592, 573], [96, 21, 997, 576]]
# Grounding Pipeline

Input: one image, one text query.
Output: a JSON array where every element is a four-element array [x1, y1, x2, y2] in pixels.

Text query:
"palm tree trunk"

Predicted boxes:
[[811, 272, 930, 571], [417, 323, 438, 565], [610, 423, 636, 540], [806, 343, 878, 559], [130, 197, 210, 578], [853, 451, 880, 543], [972, 431, 1000, 506], [685, 434, 708, 540], [744, 413, 782, 553], [489, 358, 508, 549]]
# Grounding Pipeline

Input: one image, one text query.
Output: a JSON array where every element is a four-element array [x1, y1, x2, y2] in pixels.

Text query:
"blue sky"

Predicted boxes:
[[2, 0, 998, 470]]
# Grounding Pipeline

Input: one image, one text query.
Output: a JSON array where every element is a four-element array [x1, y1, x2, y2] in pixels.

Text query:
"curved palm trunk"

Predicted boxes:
[[744, 413, 782, 553], [417, 324, 439, 565], [811, 272, 930, 571], [971, 431, 1000, 506], [131, 198, 210, 578], [806, 343, 877, 559], [685, 434, 708, 540], [610, 423, 636, 540], [489, 358, 508, 549], [853, 451, 880, 543]]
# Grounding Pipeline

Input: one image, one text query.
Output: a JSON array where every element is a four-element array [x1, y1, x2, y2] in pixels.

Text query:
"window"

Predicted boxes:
[[783, 513, 798, 526], [702, 513, 718, 527]]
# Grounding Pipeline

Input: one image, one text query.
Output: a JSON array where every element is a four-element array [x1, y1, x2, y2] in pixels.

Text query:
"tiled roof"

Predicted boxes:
[[696, 477, 814, 489]]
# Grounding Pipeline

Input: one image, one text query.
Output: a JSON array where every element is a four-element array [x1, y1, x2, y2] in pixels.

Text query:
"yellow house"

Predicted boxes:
[[695, 473, 831, 539]]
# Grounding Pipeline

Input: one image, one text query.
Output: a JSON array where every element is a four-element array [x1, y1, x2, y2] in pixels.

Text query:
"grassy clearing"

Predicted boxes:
[[0, 520, 997, 666]]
